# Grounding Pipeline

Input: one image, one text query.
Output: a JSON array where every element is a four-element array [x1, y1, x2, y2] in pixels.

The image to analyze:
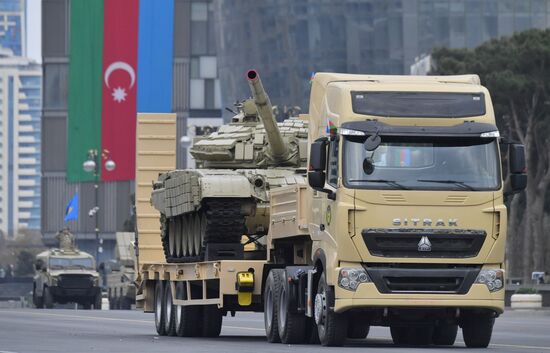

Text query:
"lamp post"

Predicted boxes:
[[82, 149, 116, 266]]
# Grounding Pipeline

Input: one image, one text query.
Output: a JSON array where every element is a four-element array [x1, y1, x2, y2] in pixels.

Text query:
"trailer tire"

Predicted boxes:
[[462, 315, 494, 348], [175, 282, 202, 337], [277, 270, 307, 343], [264, 269, 284, 343], [164, 281, 177, 336], [433, 323, 458, 346], [154, 281, 167, 336], [315, 273, 347, 346], [202, 305, 223, 337]]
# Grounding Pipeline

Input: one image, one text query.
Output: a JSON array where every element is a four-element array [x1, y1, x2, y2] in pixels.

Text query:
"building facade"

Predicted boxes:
[[215, 0, 550, 112], [0, 0, 25, 57], [0, 0, 41, 238], [41, 0, 221, 261]]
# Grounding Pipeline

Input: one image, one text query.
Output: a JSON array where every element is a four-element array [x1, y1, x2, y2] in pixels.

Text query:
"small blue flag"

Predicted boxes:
[[64, 193, 79, 222]]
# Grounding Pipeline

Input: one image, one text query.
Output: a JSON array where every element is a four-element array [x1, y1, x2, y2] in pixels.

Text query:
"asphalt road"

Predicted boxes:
[[0, 309, 549, 353]]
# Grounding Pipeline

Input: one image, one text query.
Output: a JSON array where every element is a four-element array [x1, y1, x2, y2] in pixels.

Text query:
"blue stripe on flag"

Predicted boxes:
[[137, 0, 174, 112]]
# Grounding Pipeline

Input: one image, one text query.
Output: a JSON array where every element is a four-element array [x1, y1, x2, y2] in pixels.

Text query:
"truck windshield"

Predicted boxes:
[[49, 257, 94, 269], [343, 136, 500, 191], [351, 92, 485, 118]]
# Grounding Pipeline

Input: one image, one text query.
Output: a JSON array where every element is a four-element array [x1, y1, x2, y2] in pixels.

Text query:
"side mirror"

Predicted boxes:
[[309, 137, 328, 171], [308, 170, 326, 189], [509, 144, 526, 174], [35, 260, 43, 271]]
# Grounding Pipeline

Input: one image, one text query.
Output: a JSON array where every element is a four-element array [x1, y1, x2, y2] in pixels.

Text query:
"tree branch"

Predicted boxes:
[[509, 100, 525, 144]]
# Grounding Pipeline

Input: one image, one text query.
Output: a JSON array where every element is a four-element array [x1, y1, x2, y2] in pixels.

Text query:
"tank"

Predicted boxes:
[[151, 70, 308, 262]]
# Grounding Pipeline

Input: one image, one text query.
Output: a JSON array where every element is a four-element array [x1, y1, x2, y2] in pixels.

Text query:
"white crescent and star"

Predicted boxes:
[[104, 61, 136, 103]]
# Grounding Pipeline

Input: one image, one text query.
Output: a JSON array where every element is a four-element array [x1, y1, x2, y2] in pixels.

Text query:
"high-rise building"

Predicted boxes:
[[215, 0, 550, 112], [0, 50, 41, 237], [0, 0, 25, 57], [41, 0, 222, 261]]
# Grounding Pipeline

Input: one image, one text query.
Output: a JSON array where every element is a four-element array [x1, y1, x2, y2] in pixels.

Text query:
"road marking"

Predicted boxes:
[[489, 343, 550, 351]]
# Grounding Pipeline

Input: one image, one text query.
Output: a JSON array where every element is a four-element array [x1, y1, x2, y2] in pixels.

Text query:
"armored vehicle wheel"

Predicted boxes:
[[33, 285, 43, 309], [168, 218, 178, 258], [433, 323, 458, 345], [154, 281, 167, 336], [192, 213, 203, 257], [264, 269, 284, 343], [315, 272, 347, 346], [202, 305, 223, 337], [43, 286, 54, 309], [164, 282, 177, 336], [180, 215, 189, 257]]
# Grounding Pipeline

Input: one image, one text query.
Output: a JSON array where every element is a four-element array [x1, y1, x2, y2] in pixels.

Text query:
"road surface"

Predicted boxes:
[[0, 309, 549, 352]]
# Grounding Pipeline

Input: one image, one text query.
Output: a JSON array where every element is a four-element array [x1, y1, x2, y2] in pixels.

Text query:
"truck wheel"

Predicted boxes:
[[462, 315, 494, 348], [277, 270, 306, 343], [264, 269, 284, 343], [33, 285, 43, 309], [163, 281, 177, 336], [154, 281, 167, 336], [175, 283, 202, 337], [433, 323, 458, 345], [315, 272, 347, 346], [43, 286, 54, 309], [202, 305, 223, 337]]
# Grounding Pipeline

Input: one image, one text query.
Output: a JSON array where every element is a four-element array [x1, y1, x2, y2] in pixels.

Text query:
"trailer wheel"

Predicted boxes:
[[315, 272, 347, 346], [164, 281, 177, 336], [433, 323, 458, 346], [154, 281, 167, 336], [202, 305, 223, 337], [264, 269, 284, 343], [462, 315, 494, 348], [175, 282, 202, 337], [277, 270, 306, 343]]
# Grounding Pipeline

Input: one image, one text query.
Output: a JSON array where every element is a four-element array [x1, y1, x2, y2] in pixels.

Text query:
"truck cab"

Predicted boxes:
[[304, 73, 526, 347]]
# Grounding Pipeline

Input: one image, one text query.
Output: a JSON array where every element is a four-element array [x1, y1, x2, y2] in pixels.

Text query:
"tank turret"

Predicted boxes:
[[246, 69, 289, 162]]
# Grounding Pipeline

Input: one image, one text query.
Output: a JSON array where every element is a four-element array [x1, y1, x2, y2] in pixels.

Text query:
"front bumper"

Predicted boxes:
[[333, 267, 504, 314]]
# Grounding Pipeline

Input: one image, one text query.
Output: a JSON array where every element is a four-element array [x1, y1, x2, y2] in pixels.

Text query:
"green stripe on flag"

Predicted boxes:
[[67, 0, 104, 182]]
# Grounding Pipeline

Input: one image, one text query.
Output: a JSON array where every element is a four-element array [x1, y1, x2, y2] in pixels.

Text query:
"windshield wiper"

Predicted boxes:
[[349, 179, 410, 190], [417, 179, 476, 191]]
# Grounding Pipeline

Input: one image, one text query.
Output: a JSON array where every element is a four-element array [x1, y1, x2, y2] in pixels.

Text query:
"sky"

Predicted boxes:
[[26, 0, 41, 63]]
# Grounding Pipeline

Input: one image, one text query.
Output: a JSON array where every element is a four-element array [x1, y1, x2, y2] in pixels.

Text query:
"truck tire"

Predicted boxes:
[[390, 326, 433, 346], [33, 285, 43, 309], [164, 281, 177, 336], [462, 315, 494, 348], [315, 272, 348, 346], [154, 281, 167, 336], [433, 323, 458, 346], [202, 305, 223, 337], [175, 282, 202, 337], [264, 269, 284, 343], [94, 292, 102, 310], [43, 286, 54, 309], [277, 270, 306, 343]]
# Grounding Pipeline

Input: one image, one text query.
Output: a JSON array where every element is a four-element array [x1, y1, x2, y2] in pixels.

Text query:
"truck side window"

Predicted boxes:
[[327, 137, 339, 187]]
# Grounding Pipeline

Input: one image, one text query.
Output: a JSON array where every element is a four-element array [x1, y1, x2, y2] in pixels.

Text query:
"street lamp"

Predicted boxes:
[[82, 149, 116, 266]]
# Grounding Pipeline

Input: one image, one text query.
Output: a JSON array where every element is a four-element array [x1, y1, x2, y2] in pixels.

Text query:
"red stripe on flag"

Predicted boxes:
[[101, 0, 139, 181]]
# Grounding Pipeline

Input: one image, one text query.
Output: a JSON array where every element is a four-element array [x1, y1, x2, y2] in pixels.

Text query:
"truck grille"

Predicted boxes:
[[362, 228, 486, 258], [58, 274, 93, 289], [364, 264, 480, 294]]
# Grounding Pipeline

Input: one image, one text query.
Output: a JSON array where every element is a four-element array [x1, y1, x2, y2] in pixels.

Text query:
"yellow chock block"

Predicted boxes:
[[236, 271, 254, 306]]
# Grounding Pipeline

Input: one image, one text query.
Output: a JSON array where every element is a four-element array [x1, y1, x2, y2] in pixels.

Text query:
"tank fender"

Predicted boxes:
[[200, 174, 253, 198]]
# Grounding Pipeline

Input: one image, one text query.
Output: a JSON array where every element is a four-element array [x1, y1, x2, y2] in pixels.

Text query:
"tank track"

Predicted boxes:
[[161, 199, 246, 263]]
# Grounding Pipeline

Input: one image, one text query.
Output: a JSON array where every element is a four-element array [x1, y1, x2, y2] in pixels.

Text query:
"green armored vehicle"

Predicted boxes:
[[151, 70, 308, 262], [33, 230, 101, 309]]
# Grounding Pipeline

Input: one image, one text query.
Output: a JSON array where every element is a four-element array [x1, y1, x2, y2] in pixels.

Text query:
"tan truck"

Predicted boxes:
[[134, 72, 526, 347]]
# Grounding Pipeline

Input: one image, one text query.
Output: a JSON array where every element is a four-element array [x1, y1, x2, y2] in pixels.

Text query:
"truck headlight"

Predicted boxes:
[[338, 268, 371, 291], [475, 269, 504, 292]]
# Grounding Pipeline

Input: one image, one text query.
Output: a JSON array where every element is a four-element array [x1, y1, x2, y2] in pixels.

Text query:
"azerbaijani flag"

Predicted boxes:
[[67, 0, 174, 182]]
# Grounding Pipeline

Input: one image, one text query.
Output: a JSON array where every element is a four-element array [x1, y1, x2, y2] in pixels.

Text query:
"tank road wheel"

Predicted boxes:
[[168, 218, 177, 258], [174, 217, 182, 258], [315, 272, 347, 346], [154, 281, 167, 336], [181, 215, 189, 258], [187, 214, 197, 257], [193, 214, 202, 257], [278, 270, 306, 343], [264, 269, 284, 343], [432, 323, 458, 346], [164, 281, 177, 336], [202, 305, 223, 337], [175, 282, 202, 337]]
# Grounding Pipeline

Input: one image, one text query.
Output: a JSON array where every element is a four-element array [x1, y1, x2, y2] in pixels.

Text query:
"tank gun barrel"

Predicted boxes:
[[247, 70, 288, 160]]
